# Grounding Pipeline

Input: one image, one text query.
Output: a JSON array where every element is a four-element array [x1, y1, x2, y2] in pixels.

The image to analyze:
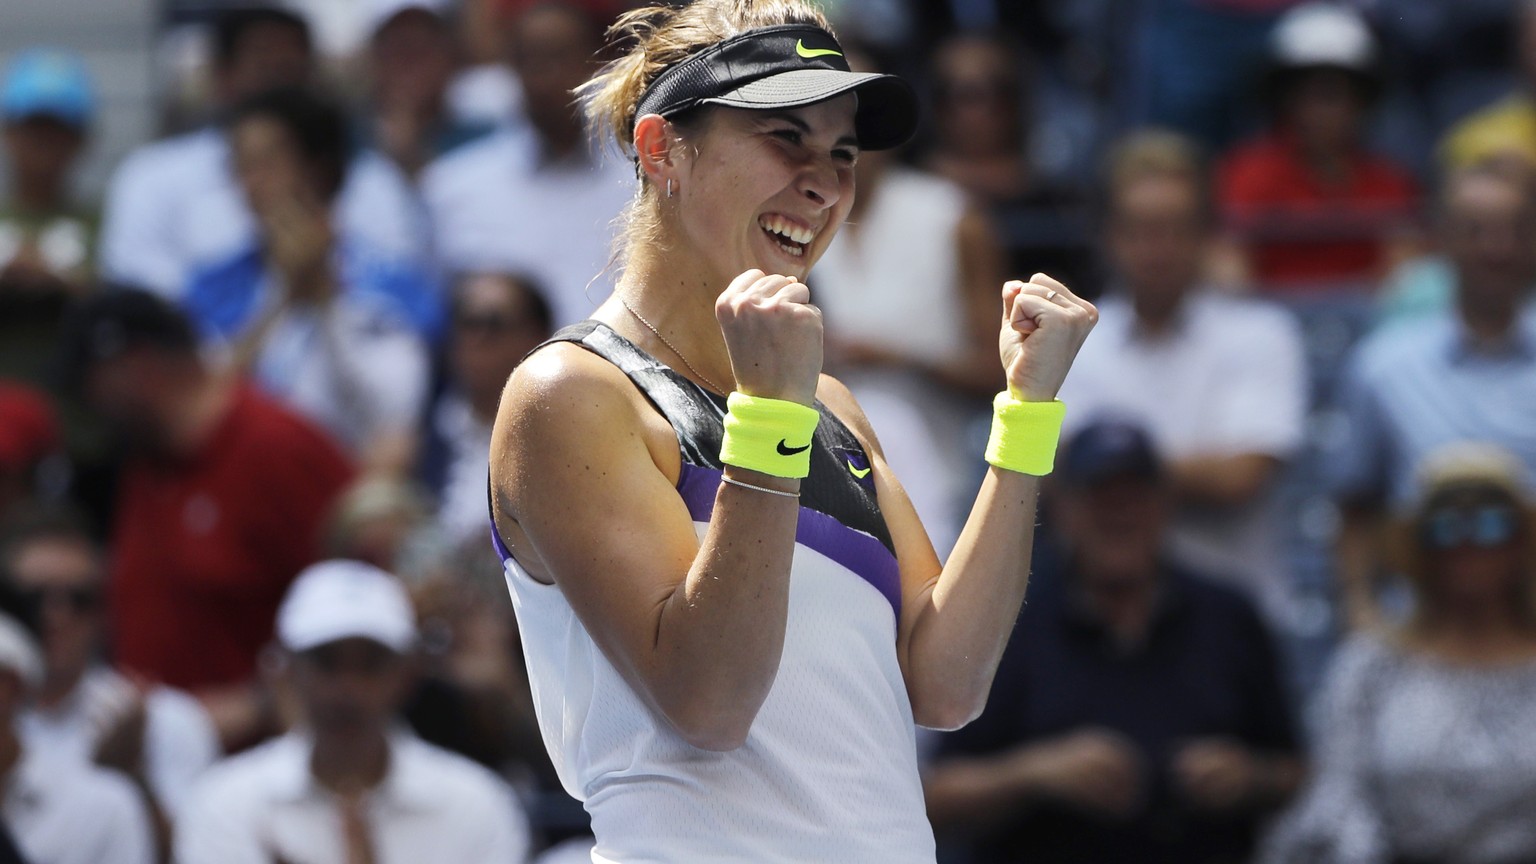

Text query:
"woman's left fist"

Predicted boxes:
[[998, 273, 1097, 402]]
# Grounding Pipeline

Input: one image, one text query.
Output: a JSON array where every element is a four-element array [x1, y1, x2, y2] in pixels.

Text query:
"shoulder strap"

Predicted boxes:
[[534, 320, 727, 468]]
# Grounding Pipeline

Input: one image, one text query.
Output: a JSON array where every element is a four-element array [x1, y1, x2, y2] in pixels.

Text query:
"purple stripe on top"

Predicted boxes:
[[678, 463, 902, 622], [490, 520, 514, 562]]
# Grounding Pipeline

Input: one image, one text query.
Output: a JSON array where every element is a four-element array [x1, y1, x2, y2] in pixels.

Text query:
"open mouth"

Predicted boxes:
[[758, 214, 813, 259]]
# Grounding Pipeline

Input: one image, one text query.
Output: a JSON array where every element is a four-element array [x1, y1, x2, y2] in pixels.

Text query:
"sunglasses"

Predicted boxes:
[[1421, 505, 1522, 551], [17, 585, 101, 614]]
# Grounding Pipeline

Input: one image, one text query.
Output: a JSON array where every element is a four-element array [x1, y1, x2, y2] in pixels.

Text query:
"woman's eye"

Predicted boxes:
[[834, 149, 858, 165], [772, 129, 803, 146]]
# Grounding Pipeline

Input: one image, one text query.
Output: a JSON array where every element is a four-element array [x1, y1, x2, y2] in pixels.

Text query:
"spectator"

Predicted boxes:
[[176, 560, 530, 864], [336, 0, 500, 269], [1217, 3, 1419, 291], [814, 47, 1006, 554], [183, 86, 435, 470], [365, 0, 493, 178], [923, 31, 1096, 295], [2, 510, 219, 847], [0, 50, 97, 297], [1265, 443, 1536, 863], [100, 6, 439, 300], [423, 2, 635, 328], [925, 421, 1303, 864], [1331, 164, 1536, 629], [0, 384, 61, 523], [58, 290, 354, 748], [98, 6, 315, 297], [1440, 0, 1536, 172], [1375, 158, 1536, 327], [0, 611, 154, 864], [324, 477, 553, 789], [1057, 131, 1309, 626], [0, 52, 103, 456], [448, 0, 525, 128], [421, 272, 552, 544]]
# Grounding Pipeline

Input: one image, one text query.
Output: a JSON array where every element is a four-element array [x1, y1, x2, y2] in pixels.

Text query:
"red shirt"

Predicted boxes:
[[110, 385, 354, 691], [1218, 133, 1418, 290]]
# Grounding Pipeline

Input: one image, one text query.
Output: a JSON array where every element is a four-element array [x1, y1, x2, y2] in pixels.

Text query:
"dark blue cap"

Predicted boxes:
[[1059, 420, 1163, 485]]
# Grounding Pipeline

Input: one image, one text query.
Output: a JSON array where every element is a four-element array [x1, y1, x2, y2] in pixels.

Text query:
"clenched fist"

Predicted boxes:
[[999, 273, 1097, 402], [715, 269, 824, 406]]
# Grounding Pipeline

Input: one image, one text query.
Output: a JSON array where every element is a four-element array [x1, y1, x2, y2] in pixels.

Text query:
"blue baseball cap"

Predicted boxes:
[[1, 49, 94, 128], [1059, 420, 1164, 486]]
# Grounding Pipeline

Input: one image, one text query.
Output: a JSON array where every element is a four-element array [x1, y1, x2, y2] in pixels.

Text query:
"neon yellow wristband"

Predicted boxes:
[[984, 392, 1066, 476], [720, 392, 820, 479]]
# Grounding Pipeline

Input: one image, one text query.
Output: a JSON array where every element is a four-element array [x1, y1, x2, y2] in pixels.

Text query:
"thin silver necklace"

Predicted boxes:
[[618, 295, 729, 394]]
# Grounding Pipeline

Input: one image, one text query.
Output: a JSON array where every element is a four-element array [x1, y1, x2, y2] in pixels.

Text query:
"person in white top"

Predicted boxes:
[[206, 86, 433, 471], [489, 3, 1098, 861], [0, 611, 154, 864], [3, 510, 219, 833], [99, 7, 442, 298], [176, 560, 530, 864], [813, 52, 1006, 554], [422, 3, 635, 328], [97, 7, 314, 296], [1057, 130, 1308, 627]]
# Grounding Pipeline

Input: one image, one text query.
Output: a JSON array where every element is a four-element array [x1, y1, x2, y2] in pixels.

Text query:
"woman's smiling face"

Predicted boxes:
[[670, 95, 860, 283]]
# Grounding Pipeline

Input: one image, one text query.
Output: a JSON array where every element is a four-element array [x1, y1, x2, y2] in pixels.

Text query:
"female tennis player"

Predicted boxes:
[[488, 2, 1097, 860]]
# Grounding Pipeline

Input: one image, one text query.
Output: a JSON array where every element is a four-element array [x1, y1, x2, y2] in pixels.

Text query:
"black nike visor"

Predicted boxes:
[[632, 24, 919, 151]]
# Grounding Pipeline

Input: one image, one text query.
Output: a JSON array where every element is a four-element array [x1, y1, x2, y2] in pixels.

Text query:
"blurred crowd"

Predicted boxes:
[[3, 0, 1536, 862]]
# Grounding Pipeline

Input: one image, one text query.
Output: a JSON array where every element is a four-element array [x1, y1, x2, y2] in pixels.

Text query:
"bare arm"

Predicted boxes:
[[492, 272, 822, 751], [827, 275, 1096, 730]]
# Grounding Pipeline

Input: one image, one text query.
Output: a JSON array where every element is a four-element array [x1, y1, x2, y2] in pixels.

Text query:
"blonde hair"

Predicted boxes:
[[578, 0, 833, 269], [1104, 128, 1212, 222]]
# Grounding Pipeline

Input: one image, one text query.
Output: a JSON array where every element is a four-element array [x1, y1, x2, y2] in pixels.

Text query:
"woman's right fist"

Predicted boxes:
[[715, 269, 824, 406]]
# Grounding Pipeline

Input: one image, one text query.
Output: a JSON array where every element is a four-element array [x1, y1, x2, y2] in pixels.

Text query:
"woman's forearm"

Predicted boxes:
[[644, 467, 804, 750], [902, 467, 1040, 730]]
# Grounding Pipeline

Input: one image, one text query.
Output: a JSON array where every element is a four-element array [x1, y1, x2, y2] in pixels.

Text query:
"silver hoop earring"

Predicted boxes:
[[665, 178, 674, 199]]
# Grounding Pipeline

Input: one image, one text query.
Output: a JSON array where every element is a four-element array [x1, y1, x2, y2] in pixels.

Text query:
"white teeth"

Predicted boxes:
[[759, 215, 814, 246]]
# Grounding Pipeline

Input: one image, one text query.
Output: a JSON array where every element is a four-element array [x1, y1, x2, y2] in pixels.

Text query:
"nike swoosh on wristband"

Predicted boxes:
[[848, 460, 872, 479], [777, 440, 811, 456], [795, 39, 843, 59]]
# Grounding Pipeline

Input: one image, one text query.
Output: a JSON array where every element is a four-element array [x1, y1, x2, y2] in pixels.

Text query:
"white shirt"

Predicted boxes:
[[422, 127, 636, 328], [4, 746, 154, 864], [100, 129, 433, 298], [176, 730, 530, 864], [814, 168, 970, 368], [19, 666, 220, 821], [812, 168, 977, 555], [1057, 290, 1307, 622], [243, 294, 431, 452]]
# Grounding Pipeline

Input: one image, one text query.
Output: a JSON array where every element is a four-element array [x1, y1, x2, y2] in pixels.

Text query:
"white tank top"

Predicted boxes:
[[494, 322, 937, 863]]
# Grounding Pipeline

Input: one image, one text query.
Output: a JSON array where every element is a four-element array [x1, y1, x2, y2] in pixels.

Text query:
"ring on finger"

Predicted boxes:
[[1044, 289, 1058, 302]]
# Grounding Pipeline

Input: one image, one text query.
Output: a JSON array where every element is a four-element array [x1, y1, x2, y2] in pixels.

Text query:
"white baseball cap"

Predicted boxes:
[[1271, 2, 1377, 72], [0, 614, 42, 689], [277, 560, 417, 654]]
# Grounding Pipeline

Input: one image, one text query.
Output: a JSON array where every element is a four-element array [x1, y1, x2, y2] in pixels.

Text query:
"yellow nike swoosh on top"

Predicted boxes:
[[848, 461, 872, 479], [796, 39, 843, 59]]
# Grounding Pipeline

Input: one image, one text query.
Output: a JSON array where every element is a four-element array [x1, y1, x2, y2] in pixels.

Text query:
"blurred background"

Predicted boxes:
[[3, 0, 1536, 862]]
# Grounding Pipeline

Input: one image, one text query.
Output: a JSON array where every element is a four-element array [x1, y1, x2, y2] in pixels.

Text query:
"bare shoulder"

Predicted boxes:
[[501, 341, 638, 423], [492, 342, 670, 521]]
